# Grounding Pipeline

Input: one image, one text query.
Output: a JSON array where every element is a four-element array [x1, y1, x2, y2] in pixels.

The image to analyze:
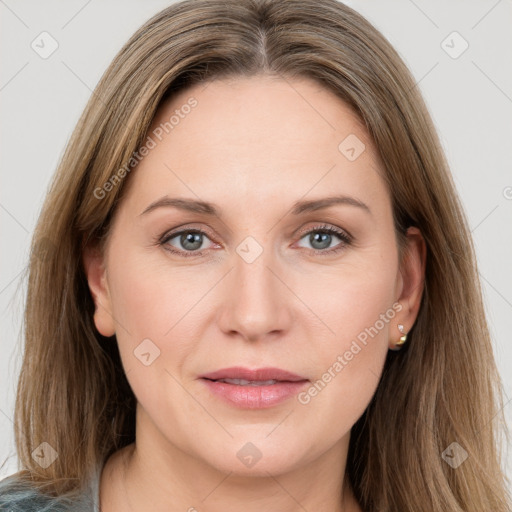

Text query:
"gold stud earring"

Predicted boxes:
[[396, 324, 408, 348]]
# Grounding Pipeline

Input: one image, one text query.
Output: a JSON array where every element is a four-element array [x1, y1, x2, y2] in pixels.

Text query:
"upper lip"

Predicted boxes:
[[199, 366, 308, 382]]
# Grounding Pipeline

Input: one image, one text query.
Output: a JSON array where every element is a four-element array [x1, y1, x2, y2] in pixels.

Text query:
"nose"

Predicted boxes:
[[217, 242, 294, 343]]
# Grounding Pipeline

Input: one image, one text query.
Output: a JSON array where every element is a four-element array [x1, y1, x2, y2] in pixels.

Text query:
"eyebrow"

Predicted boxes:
[[139, 194, 371, 217]]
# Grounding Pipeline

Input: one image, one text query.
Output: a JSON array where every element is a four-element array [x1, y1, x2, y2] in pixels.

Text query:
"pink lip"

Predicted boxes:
[[199, 366, 309, 409]]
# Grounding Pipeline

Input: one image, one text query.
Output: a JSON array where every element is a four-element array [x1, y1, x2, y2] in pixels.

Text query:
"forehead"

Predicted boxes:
[[121, 75, 387, 217], [150, 74, 371, 161]]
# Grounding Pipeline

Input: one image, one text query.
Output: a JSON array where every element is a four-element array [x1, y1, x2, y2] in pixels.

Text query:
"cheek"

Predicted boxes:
[[329, 268, 397, 347], [107, 248, 200, 338], [306, 242, 398, 351], [105, 260, 200, 421], [297, 254, 398, 424], [104, 248, 204, 394]]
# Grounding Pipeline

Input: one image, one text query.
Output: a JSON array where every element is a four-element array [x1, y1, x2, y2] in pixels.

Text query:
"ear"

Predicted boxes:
[[82, 243, 116, 337], [391, 226, 426, 348]]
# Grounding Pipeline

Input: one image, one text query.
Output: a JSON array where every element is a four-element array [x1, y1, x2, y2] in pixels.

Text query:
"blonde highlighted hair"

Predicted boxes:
[[4, 0, 510, 510]]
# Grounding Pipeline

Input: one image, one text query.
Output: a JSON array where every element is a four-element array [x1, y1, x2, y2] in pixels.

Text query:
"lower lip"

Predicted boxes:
[[201, 379, 309, 409]]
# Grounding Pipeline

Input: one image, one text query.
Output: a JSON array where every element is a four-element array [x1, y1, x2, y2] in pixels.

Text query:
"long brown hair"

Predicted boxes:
[[6, 0, 510, 510]]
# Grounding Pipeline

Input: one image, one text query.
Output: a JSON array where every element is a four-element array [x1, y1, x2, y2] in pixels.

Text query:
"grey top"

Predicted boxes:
[[0, 463, 102, 511], [88, 462, 102, 512]]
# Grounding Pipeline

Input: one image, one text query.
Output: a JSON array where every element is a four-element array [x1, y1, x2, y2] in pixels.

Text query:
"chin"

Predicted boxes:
[[197, 437, 308, 477]]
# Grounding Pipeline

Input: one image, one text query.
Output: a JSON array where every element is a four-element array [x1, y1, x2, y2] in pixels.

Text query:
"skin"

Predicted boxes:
[[84, 75, 425, 512]]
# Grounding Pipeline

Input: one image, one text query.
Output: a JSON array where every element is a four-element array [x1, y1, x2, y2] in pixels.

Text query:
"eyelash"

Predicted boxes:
[[157, 223, 352, 258]]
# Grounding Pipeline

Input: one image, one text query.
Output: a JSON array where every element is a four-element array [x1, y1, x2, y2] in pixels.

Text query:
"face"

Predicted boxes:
[[85, 75, 424, 477]]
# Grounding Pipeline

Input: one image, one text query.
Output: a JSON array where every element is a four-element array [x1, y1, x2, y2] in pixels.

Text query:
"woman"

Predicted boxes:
[[0, 0, 510, 510]]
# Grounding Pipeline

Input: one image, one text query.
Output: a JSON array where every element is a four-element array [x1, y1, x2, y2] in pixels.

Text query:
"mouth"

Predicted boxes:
[[199, 366, 309, 383], [206, 378, 283, 386], [199, 367, 309, 409]]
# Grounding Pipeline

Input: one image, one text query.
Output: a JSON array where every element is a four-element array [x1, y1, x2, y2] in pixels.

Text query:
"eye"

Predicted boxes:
[[160, 229, 215, 257], [157, 223, 352, 258], [296, 224, 352, 255]]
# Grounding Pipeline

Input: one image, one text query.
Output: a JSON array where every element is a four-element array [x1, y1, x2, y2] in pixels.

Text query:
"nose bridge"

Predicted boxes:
[[219, 234, 291, 340], [235, 244, 274, 299]]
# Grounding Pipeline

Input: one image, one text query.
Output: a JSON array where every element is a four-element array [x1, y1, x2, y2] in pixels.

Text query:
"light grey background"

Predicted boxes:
[[1, 0, 511, 485]]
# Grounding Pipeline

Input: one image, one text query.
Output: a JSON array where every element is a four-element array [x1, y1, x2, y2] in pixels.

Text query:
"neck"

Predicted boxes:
[[100, 406, 362, 512]]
